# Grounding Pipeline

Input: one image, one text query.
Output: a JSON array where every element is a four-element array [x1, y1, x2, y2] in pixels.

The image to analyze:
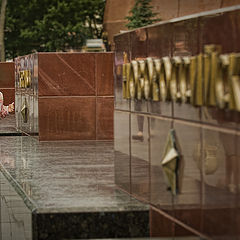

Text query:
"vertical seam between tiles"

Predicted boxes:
[[148, 116, 151, 204], [129, 112, 132, 194], [95, 54, 97, 140], [177, 0, 181, 17]]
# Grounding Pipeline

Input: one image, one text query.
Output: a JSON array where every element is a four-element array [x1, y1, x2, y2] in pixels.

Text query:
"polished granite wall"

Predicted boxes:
[[15, 53, 114, 141], [114, 6, 240, 240], [0, 62, 15, 105]]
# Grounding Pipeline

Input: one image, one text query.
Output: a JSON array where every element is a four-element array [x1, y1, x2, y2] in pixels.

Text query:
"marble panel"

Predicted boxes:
[[149, 117, 173, 213], [131, 114, 150, 202], [0, 62, 15, 88], [38, 97, 96, 141], [96, 53, 114, 96], [38, 53, 96, 96], [96, 97, 114, 140], [202, 127, 237, 239], [173, 121, 202, 232], [114, 111, 131, 192], [114, 32, 131, 111]]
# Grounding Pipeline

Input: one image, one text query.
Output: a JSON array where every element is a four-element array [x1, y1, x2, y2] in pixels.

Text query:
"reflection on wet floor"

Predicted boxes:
[[1, 172, 32, 240]]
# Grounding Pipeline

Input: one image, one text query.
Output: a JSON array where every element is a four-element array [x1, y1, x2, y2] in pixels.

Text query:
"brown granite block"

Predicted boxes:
[[130, 28, 148, 60], [38, 97, 96, 141], [202, 127, 237, 239], [173, 121, 202, 232], [172, 18, 201, 122], [149, 117, 173, 213], [96, 97, 114, 140], [114, 32, 131, 111], [0, 62, 15, 88], [96, 53, 114, 96], [174, 209, 202, 236], [147, 23, 173, 58], [114, 111, 131, 192], [151, 0, 178, 20], [179, 0, 221, 17], [222, 0, 240, 7], [131, 114, 150, 202], [150, 208, 174, 237], [147, 24, 173, 117], [38, 53, 96, 96], [199, 9, 240, 53], [0, 88, 15, 105]]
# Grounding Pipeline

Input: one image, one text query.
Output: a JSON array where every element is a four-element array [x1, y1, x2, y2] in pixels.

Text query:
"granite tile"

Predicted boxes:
[[147, 23, 173, 58], [96, 53, 114, 96], [114, 111, 131, 193], [172, 18, 201, 122], [178, 0, 221, 17], [38, 97, 96, 141], [222, 0, 240, 7], [38, 53, 96, 96], [149, 117, 173, 213], [151, 0, 178, 20], [199, 8, 240, 54], [199, 9, 240, 128], [114, 33, 131, 111], [147, 23, 173, 117], [130, 28, 148, 60], [174, 209, 202, 236], [96, 97, 114, 140], [0, 62, 15, 88], [173, 121, 202, 232], [131, 114, 150, 202], [33, 210, 149, 240], [174, 220, 200, 237], [150, 208, 174, 237], [202, 127, 237, 239], [0, 88, 15, 105]]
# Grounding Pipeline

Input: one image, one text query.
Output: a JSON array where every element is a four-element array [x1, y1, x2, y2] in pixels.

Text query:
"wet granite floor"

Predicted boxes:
[[0, 115, 149, 239]]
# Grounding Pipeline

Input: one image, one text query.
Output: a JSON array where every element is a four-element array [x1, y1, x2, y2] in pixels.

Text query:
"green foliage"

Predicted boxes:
[[125, 0, 160, 30], [4, 0, 105, 59]]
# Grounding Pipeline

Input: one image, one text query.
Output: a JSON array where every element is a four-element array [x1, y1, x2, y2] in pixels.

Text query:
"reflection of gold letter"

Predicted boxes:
[[125, 63, 131, 99], [152, 59, 160, 101], [182, 57, 191, 103], [170, 57, 182, 102], [122, 63, 127, 99], [229, 53, 240, 111], [190, 56, 197, 105], [195, 54, 203, 106], [132, 60, 139, 100], [162, 57, 172, 101]]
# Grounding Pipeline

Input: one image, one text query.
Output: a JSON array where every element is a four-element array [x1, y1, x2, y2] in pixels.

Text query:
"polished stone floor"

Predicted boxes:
[[0, 136, 148, 213]]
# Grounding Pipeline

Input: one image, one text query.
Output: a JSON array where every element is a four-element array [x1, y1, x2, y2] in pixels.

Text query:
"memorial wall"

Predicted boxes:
[[15, 53, 114, 141], [114, 6, 240, 239]]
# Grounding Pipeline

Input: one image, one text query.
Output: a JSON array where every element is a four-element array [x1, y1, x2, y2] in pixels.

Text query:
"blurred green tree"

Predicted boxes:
[[125, 0, 160, 30], [4, 0, 105, 59]]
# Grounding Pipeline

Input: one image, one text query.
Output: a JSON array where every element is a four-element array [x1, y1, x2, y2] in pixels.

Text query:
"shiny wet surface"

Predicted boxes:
[[0, 136, 147, 213]]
